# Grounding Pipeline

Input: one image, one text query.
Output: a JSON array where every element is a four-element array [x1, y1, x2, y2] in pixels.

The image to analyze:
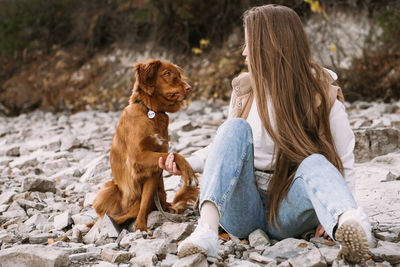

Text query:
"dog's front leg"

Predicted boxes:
[[135, 175, 159, 231], [139, 151, 197, 187]]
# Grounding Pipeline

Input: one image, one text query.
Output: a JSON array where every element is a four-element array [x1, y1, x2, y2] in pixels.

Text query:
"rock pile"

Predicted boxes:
[[0, 99, 399, 266]]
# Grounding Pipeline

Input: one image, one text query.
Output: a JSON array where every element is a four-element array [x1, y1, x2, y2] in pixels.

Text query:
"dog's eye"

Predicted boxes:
[[164, 71, 171, 77]]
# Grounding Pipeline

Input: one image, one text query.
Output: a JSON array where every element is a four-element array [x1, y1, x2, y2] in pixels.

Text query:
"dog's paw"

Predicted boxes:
[[135, 222, 149, 232], [189, 174, 199, 187], [182, 169, 198, 188]]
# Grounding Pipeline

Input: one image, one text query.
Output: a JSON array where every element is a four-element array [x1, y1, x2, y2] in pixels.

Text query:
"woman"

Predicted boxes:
[[159, 4, 371, 263]]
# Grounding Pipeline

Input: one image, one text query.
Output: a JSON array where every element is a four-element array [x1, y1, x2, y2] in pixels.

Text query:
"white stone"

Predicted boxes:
[[82, 215, 120, 244], [80, 155, 107, 182], [23, 177, 56, 193], [249, 228, 271, 247], [119, 232, 144, 248], [24, 213, 48, 228], [262, 238, 324, 265], [153, 222, 195, 242], [101, 247, 132, 263], [318, 246, 340, 265], [130, 253, 158, 266], [370, 241, 400, 264], [54, 211, 72, 230], [0, 191, 15, 205], [248, 252, 276, 264], [84, 192, 97, 207], [0, 244, 70, 267], [171, 253, 207, 267], [161, 253, 179, 267], [71, 214, 95, 225], [129, 238, 171, 257], [60, 135, 81, 151]]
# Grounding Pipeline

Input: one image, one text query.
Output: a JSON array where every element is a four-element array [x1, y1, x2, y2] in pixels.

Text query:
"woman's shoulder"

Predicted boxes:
[[323, 67, 338, 82], [231, 72, 252, 96]]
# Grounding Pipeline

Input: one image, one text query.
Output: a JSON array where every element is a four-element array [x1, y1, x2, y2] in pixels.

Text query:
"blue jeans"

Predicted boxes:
[[199, 118, 358, 240]]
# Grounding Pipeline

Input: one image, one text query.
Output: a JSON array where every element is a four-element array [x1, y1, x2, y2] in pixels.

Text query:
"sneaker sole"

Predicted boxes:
[[335, 219, 369, 263], [177, 242, 207, 258]]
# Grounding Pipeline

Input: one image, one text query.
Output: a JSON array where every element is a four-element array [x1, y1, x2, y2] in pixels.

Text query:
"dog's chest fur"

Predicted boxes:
[[146, 112, 169, 152]]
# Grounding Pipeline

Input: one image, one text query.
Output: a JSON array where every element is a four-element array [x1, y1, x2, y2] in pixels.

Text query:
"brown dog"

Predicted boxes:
[[93, 59, 198, 231]]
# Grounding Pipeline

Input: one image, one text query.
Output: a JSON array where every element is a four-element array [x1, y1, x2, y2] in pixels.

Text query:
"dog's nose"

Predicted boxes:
[[184, 83, 192, 93]]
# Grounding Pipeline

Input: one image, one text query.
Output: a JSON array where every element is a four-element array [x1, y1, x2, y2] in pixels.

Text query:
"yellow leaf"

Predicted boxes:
[[311, 2, 322, 13], [304, 0, 323, 14], [218, 233, 230, 241], [199, 39, 210, 48], [330, 44, 337, 53], [191, 47, 203, 54], [298, 242, 308, 248]]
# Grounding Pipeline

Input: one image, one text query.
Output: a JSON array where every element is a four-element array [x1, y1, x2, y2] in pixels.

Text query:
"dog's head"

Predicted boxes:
[[133, 59, 191, 113]]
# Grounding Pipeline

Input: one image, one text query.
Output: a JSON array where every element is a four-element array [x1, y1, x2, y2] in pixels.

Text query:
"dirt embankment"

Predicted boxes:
[[0, 38, 246, 116]]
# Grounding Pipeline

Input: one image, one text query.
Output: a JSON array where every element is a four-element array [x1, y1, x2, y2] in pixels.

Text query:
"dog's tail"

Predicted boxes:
[[93, 180, 123, 218], [171, 183, 200, 213]]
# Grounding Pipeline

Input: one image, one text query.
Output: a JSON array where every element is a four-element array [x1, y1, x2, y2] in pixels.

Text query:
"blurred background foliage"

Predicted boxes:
[[0, 0, 399, 115]]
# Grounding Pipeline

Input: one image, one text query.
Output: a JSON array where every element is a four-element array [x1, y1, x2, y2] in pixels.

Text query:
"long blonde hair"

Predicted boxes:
[[243, 5, 344, 227]]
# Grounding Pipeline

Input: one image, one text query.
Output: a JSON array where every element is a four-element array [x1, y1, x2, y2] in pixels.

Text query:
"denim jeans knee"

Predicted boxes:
[[199, 118, 268, 237]]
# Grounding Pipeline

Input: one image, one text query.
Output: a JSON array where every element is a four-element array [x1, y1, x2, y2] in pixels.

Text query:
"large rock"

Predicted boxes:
[[101, 247, 132, 263], [153, 222, 195, 242], [129, 238, 176, 265], [0, 244, 70, 267], [370, 241, 400, 264], [54, 211, 72, 230], [262, 238, 326, 266], [0, 191, 16, 205], [146, 211, 188, 229], [24, 213, 48, 230], [23, 177, 56, 193], [354, 128, 400, 162], [82, 215, 120, 244], [171, 253, 207, 267], [248, 228, 271, 248], [248, 252, 276, 265], [119, 232, 146, 248]]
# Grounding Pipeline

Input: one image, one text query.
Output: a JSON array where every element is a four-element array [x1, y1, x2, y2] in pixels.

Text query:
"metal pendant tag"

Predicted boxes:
[[147, 110, 155, 119]]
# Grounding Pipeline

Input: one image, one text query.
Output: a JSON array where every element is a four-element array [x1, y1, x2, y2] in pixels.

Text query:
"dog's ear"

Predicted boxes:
[[134, 60, 162, 96]]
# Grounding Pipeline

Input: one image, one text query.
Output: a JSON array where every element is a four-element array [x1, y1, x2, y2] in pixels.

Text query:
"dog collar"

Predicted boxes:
[[134, 100, 164, 119]]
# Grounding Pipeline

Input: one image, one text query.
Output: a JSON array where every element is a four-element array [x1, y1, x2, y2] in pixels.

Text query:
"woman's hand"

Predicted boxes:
[[315, 224, 332, 240], [159, 153, 182, 175]]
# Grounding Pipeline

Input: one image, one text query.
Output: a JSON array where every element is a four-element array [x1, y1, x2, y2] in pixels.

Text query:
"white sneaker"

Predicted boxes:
[[177, 219, 218, 258], [335, 208, 371, 263]]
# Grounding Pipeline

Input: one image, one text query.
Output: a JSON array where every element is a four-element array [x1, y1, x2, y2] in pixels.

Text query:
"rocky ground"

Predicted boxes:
[[0, 99, 399, 267]]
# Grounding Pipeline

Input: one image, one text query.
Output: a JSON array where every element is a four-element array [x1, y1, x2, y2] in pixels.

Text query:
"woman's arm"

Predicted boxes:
[[329, 100, 356, 194], [186, 145, 210, 173]]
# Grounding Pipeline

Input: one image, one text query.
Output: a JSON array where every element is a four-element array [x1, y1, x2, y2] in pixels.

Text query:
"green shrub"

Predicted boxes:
[[377, 3, 400, 47], [0, 0, 73, 57]]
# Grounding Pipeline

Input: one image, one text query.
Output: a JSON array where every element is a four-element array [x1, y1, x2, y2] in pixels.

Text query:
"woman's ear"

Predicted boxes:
[[133, 60, 162, 96]]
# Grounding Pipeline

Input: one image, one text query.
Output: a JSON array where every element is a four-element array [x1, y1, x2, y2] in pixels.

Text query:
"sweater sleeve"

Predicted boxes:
[[329, 100, 356, 195], [185, 144, 211, 173]]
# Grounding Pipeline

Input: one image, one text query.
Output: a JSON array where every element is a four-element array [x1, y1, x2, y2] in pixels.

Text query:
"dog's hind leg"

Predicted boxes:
[[171, 183, 199, 214], [113, 201, 140, 225], [93, 181, 123, 218]]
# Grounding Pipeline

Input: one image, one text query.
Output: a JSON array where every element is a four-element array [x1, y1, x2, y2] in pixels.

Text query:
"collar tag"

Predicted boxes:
[[147, 110, 155, 119]]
